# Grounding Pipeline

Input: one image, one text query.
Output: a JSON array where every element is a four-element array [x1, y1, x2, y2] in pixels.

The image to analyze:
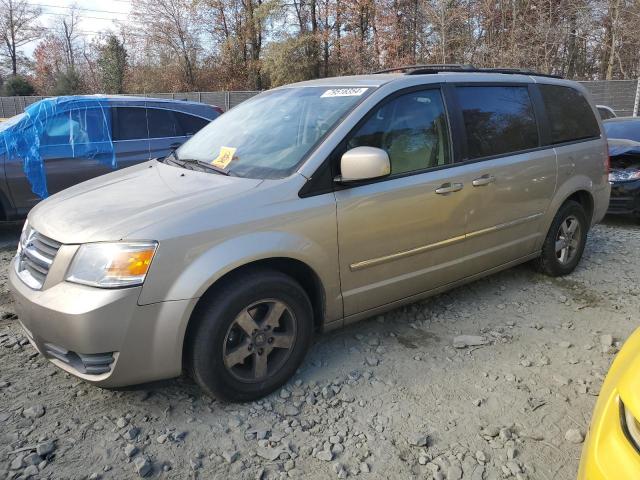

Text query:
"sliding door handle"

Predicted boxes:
[[435, 182, 464, 194], [472, 175, 496, 187]]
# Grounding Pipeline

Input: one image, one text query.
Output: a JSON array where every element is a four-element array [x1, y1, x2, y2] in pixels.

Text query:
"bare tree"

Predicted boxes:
[[131, 0, 201, 89], [0, 0, 41, 75], [28, 0, 640, 94], [57, 4, 81, 71]]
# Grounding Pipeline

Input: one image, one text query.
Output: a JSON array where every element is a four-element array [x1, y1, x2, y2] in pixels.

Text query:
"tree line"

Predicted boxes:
[[1, 0, 639, 97]]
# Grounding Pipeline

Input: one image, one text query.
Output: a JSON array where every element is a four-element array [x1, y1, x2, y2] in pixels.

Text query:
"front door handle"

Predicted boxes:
[[472, 175, 496, 187], [435, 182, 464, 194]]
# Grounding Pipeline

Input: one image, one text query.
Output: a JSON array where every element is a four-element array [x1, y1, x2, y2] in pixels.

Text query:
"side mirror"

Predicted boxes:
[[338, 147, 391, 183]]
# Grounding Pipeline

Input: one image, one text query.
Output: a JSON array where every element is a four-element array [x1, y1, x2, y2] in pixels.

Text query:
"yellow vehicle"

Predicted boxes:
[[578, 327, 640, 478]]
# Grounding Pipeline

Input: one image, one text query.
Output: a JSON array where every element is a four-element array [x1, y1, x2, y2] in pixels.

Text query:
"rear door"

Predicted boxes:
[[335, 86, 472, 316], [450, 83, 557, 274]]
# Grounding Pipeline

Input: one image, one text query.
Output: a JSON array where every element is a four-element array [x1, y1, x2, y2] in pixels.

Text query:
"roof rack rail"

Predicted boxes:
[[473, 67, 562, 79], [372, 64, 562, 79], [372, 64, 475, 74]]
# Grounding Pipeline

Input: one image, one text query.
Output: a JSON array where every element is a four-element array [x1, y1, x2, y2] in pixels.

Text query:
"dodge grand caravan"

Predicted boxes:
[[9, 66, 610, 401]]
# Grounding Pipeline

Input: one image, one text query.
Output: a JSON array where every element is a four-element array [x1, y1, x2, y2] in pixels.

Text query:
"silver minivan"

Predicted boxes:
[[9, 66, 610, 401]]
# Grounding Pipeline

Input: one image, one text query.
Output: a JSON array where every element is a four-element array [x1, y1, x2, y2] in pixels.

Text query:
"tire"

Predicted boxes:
[[187, 269, 314, 402], [534, 200, 588, 277]]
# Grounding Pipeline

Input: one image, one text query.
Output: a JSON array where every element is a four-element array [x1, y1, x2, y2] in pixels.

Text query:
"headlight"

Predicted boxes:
[[622, 401, 640, 451], [17, 220, 30, 255], [609, 169, 640, 182], [66, 242, 158, 288]]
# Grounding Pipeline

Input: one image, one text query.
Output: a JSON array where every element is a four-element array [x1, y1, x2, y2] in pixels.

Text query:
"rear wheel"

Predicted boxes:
[[534, 200, 588, 276], [187, 269, 313, 402]]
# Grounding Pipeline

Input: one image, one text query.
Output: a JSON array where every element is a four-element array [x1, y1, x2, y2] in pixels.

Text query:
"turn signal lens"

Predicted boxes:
[[106, 248, 155, 277], [67, 242, 158, 288]]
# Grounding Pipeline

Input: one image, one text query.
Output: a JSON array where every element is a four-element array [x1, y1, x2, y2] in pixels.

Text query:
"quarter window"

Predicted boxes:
[[347, 89, 451, 175], [457, 86, 539, 159], [539, 85, 600, 144]]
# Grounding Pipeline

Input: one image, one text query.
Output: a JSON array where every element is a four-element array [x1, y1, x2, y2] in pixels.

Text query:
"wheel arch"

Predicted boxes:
[[181, 256, 327, 368], [536, 174, 598, 252], [565, 189, 594, 224]]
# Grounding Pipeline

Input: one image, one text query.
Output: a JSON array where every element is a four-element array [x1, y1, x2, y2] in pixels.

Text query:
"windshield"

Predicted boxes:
[[0, 113, 26, 133], [174, 86, 372, 178], [604, 120, 640, 142]]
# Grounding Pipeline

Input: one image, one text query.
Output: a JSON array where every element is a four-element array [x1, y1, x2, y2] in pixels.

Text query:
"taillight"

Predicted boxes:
[[606, 154, 611, 174], [213, 106, 225, 115]]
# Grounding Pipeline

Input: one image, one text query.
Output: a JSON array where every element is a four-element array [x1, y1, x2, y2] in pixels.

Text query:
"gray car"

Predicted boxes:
[[0, 95, 222, 219], [9, 67, 610, 401]]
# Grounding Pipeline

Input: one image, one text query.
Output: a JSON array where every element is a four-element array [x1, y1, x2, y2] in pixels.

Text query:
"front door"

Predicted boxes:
[[6, 107, 116, 214], [147, 107, 189, 159], [111, 106, 151, 168], [335, 87, 470, 316]]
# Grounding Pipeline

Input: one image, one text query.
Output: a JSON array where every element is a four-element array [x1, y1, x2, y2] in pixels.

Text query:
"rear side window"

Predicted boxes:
[[457, 86, 539, 159], [112, 107, 148, 141], [539, 85, 600, 144], [175, 112, 210, 136], [147, 108, 181, 138], [347, 89, 451, 175]]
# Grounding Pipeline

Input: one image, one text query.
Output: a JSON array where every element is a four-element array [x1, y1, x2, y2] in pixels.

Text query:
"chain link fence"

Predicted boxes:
[[1, 81, 639, 118], [0, 91, 261, 118], [580, 80, 640, 117]]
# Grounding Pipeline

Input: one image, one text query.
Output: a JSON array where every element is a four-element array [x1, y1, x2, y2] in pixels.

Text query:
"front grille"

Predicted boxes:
[[44, 343, 115, 375], [16, 229, 62, 289]]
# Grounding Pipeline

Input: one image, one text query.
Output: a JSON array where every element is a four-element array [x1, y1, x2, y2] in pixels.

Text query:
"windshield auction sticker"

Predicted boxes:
[[211, 146, 237, 169], [321, 88, 368, 98]]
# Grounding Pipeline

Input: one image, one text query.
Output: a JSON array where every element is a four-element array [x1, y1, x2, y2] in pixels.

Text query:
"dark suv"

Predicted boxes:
[[0, 95, 222, 219]]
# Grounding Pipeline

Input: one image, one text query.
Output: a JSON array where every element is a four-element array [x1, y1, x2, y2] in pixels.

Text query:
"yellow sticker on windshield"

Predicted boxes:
[[211, 146, 236, 169]]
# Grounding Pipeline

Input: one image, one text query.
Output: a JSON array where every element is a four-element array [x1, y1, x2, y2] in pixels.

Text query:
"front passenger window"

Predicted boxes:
[[348, 90, 451, 175]]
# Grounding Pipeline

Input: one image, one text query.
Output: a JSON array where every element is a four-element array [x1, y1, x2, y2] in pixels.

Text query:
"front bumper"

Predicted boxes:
[[578, 328, 640, 479], [607, 179, 640, 216], [9, 257, 197, 387], [577, 391, 640, 479]]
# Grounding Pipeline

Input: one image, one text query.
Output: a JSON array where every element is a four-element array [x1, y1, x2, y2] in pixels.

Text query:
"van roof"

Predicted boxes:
[[283, 69, 575, 90]]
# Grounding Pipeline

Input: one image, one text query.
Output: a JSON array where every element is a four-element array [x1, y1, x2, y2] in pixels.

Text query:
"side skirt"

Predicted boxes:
[[322, 251, 540, 332]]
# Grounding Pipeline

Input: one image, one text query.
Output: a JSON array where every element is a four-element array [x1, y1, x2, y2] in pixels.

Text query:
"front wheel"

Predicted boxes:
[[534, 200, 588, 277], [187, 269, 314, 402]]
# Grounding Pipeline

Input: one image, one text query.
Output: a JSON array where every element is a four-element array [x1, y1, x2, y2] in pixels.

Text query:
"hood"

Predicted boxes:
[[608, 138, 640, 157], [29, 161, 263, 243]]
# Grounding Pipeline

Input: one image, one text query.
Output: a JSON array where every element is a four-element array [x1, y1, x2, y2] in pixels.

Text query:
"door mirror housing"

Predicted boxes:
[[338, 147, 391, 183]]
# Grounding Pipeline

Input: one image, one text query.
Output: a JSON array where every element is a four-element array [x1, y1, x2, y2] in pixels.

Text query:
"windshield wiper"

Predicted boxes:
[[180, 159, 231, 176], [162, 152, 230, 175]]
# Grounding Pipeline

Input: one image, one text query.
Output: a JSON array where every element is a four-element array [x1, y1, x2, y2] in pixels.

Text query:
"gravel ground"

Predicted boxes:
[[1, 217, 639, 480]]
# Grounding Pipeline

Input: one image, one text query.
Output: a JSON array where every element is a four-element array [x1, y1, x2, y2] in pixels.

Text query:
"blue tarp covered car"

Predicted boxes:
[[0, 95, 222, 219]]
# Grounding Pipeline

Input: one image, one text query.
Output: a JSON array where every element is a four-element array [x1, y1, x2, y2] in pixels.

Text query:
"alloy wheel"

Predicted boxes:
[[555, 215, 582, 265], [222, 299, 296, 382]]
